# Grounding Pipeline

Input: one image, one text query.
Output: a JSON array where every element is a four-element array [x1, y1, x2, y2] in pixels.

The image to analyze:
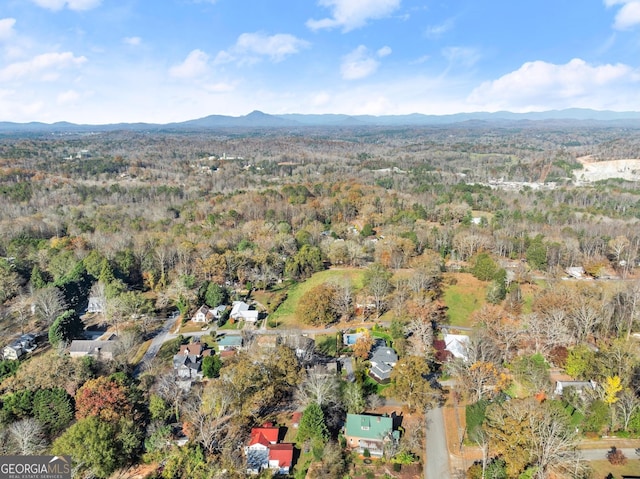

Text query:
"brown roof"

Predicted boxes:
[[179, 342, 205, 356], [291, 412, 302, 425]]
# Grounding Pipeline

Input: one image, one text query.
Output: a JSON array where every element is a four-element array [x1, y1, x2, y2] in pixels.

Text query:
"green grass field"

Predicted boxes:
[[442, 273, 487, 327], [269, 268, 366, 328]]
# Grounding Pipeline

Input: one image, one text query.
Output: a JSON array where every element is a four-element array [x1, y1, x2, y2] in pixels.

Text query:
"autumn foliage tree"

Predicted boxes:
[[389, 355, 442, 412], [353, 330, 374, 360], [297, 283, 338, 326], [483, 398, 582, 478], [75, 376, 134, 422]]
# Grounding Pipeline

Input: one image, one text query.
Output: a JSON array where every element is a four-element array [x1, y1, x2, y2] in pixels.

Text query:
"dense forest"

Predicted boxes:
[[1, 122, 640, 479]]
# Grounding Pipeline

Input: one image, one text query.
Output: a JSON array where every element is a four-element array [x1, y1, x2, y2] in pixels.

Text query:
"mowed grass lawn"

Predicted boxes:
[[589, 459, 640, 478], [269, 268, 366, 328], [442, 272, 487, 327]]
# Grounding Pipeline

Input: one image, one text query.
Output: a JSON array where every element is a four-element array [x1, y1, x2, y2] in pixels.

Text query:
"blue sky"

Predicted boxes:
[[0, 0, 639, 123]]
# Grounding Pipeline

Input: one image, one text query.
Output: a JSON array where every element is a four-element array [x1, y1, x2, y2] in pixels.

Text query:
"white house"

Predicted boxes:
[[444, 334, 470, 361], [230, 301, 259, 322], [87, 296, 105, 314], [192, 305, 213, 323], [554, 380, 597, 397], [2, 334, 37, 360]]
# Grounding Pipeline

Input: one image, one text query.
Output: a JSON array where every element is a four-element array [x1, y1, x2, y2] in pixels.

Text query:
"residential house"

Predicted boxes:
[[172, 342, 212, 380], [368, 346, 398, 383], [244, 425, 293, 475], [69, 339, 118, 360], [307, 360, 339, 377], [2, 334, 37, 360], [444, 333, 470, 361], [281, 334, 315, 362], [230, 301, 259, 323], [554, 380, 597, 397], [86, 296, 105, 314], [192, 305, 214, 323], [193, 304, 226, 323], [344, 414, 398, 457], [211, 305, 226, 319], [217, 335, 243, 351], [565, 267, 588, 280]]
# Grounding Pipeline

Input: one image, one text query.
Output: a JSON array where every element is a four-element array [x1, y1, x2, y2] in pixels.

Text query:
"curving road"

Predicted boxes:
[[133, 313, 179, 377]]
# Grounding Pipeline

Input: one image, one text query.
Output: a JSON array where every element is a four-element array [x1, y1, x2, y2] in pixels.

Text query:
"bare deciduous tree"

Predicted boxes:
[[297, 369, 340, 407], [406, 317, 434, 359], [570, 302, 602, 343], [524, 312, 571, 355], [155, 372, 187, 421], [10, 294, 33, 334], [330, 279, 354, 319], [616, 389, 640, 431], [9, 418, 47, 455], [181, 385, 232, 454], [34, 286, 66, 325]]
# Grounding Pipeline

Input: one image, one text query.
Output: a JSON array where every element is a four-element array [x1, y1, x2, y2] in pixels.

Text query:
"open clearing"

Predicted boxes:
[[269, 268, 366, 328], [575, 155, 640, 183], [442, 273, 487, 327]]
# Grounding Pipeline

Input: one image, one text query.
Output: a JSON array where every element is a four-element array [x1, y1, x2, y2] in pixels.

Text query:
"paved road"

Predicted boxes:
[[133, 313, 179, 377], [579, 447, 638, 461], [425, 407, 451, 479], [131, 317, 392, 376]]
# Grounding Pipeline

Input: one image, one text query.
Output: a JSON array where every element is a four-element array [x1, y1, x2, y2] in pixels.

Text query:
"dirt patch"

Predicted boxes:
[[443, 398, 483, 476], [575, 156, 640, 183], [349, 461, 422, 479]]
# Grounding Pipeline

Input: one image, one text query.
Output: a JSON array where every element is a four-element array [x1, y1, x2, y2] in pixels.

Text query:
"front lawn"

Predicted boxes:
[[588, 458, 640, 478], [316, 333, 339, 357]]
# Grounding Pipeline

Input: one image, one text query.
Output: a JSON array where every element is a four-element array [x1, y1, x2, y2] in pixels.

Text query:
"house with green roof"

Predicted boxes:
[[344, 413, 398, 457], [217, 334, 243, 351]]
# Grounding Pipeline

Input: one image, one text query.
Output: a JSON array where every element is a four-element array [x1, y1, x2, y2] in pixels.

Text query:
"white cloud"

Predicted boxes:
[[442, 47, 480, 68], [410, 55, 430, 65], [0, 52, 86, 82], [30, 0, 102, 11], [57, 89, 80, 105], [307, 0, 401, 32], [606, 0, 640, 29], [169, 49, 209, 79], [468, 58, 639, 111], [0, 18, 16, 41], [203, 82, 235, 93], [377, 46, 392, 57], [123, 37, 141, 46], [216, 32, 309, 65], [0, 89, 45, 121], [341, 45, 380, 80], [311, 91, 331, 107], [425, 18, 455, 38]]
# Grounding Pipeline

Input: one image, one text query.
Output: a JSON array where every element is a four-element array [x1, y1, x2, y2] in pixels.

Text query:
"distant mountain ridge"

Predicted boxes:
[[1, 108, 640, 133]]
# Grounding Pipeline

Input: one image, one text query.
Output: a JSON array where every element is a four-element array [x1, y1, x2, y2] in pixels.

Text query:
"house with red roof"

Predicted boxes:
[[244, 425, 294, 475]]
